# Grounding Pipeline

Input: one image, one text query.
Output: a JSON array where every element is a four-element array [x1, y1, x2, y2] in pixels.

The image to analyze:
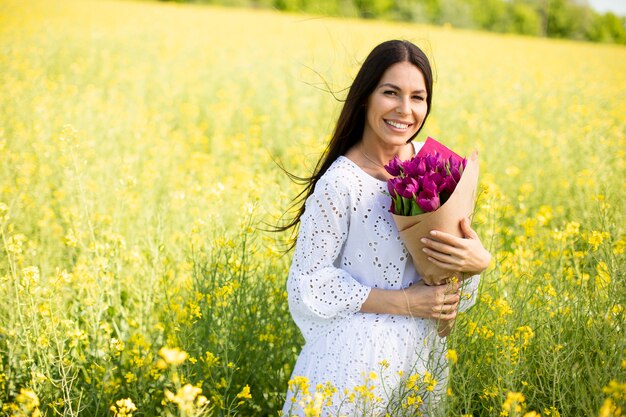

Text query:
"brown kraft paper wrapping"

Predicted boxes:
[[391, 151, 479, 286]]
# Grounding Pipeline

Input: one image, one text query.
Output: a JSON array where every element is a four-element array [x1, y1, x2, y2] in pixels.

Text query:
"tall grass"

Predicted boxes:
[[0, 0, 624, 415]]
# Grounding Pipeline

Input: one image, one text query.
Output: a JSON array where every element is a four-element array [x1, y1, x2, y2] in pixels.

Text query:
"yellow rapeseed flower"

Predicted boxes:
[[536, 205, 553, 226], [288, 376, 311, 397], [406, 394, 423, 406], [319, 382, 337, 407], [423, 371, 437, 392], [543, 406, 561, 416], [603, 379, 626, 398], [446, 349, 458, 364], [16, 388, 40, 407], [599, 398, 619, 417], [110, 338, 124, 356], [236, 384, 252, 399], [503, 391, 526, 413], [158, 347, 188, 366], [564, 221, 580, 238], [302, 391, 324, 417], [586, 230, 610, 251], [165, 384, 204, 413], [204, 351, 219, 367], [406, 373, 420, 390], [21, 266, 39, 288], [515, 326, 535, 347], [110, 398, 137, 417]]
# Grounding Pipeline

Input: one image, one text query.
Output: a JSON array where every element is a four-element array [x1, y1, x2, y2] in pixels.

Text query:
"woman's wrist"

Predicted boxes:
[[470, 249, 491, 275]]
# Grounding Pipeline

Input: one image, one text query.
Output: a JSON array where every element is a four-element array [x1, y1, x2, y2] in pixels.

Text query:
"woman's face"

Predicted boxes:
[[363, 61, 428, 148]]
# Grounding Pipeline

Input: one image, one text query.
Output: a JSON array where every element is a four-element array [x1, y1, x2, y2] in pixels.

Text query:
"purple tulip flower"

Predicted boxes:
[[449, 164, 461, 183], [396, 176, 420, 199], [427, 171, 444, 190], [440, 175, 457, 194], [403, 157, 426, 177], [417, 186, 440, 212], [424, 153, 442, 172], [384, 155, 403, 177], [387, 177, 402, 198]]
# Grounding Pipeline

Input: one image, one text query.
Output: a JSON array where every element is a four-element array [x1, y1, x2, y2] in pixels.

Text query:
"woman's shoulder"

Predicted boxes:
[[302, 158, 356, 215], [326, 155, 359, 177], [317, 156, 361, 193]]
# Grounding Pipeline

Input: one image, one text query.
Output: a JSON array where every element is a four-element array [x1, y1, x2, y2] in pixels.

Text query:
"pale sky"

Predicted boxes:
[[587, 0, 626, 15]]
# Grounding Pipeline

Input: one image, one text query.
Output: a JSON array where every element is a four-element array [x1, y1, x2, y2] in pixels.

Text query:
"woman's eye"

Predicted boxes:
[[383, 90, 397, 96], [412, 95, 425, 101]]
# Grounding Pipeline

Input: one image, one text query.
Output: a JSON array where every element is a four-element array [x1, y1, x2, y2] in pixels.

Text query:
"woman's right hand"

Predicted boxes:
[[403, 280, 460, 321]]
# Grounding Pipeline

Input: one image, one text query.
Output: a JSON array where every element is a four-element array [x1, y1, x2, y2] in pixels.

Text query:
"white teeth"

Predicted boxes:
[[385, 120, 409, 129]]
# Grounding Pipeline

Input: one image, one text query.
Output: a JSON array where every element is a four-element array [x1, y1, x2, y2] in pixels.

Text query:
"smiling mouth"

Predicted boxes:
[[384, 119, 412, 129]]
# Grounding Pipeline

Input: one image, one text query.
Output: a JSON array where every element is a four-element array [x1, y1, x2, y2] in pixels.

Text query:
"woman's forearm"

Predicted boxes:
[[359, 282, 460, 321], [359, 288, 406, 315]]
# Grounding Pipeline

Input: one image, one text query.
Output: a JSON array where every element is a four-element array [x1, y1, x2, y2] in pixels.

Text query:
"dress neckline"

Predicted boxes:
[[338, 141, 423, 185]]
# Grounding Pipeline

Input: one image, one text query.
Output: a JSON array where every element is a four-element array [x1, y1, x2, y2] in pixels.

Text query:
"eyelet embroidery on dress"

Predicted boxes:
[[284, 156, 481, 417]]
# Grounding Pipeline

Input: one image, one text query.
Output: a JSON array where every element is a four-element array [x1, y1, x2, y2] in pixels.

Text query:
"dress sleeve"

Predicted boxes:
[[287, 177, 371, 321], [458, 274, 480, 313]]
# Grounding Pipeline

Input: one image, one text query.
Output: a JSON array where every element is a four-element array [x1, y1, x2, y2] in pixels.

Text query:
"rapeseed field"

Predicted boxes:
[[0, 0, 624, 415]]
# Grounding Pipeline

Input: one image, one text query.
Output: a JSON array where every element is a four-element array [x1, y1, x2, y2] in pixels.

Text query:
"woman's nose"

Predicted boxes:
[[396, 97, 410, 115]]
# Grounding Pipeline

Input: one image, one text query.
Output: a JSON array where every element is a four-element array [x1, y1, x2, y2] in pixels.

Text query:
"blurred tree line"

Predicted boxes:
[[171, 0, 626, 44]]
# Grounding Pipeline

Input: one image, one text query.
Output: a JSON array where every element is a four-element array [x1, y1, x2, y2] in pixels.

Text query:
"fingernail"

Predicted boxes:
[[430, 231, 437, 236], [420, 238, 427, 244]]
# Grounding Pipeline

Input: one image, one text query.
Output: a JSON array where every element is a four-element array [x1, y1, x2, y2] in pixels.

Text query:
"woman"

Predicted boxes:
[[281, 40, 491, 416]]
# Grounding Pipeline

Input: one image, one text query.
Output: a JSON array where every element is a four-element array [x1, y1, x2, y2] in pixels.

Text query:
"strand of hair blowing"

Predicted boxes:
[[274, 40, 433, 249]]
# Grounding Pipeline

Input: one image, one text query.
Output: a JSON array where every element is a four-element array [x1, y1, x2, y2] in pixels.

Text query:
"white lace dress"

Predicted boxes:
[[282, 147, 480, 417]]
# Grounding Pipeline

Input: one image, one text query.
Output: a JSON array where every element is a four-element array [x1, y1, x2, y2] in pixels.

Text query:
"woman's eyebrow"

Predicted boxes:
[[378, 82, 400, 90], [378, 82, 426, 94]]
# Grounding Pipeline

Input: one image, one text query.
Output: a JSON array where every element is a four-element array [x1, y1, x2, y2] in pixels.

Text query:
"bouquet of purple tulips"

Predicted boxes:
[[385, 145, 467, 216], [386, 137, 479, 286]]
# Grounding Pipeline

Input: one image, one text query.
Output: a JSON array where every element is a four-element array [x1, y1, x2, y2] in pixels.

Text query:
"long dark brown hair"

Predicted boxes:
[[277, 40, 434, 246]]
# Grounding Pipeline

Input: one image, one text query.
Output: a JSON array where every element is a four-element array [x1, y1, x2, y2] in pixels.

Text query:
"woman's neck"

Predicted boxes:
[[359, 138, 415, 167], [343, 138, 415, 182]]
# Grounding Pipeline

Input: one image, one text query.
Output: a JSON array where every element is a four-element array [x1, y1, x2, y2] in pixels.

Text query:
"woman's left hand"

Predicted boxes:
[[421, 217, 491, 276]]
